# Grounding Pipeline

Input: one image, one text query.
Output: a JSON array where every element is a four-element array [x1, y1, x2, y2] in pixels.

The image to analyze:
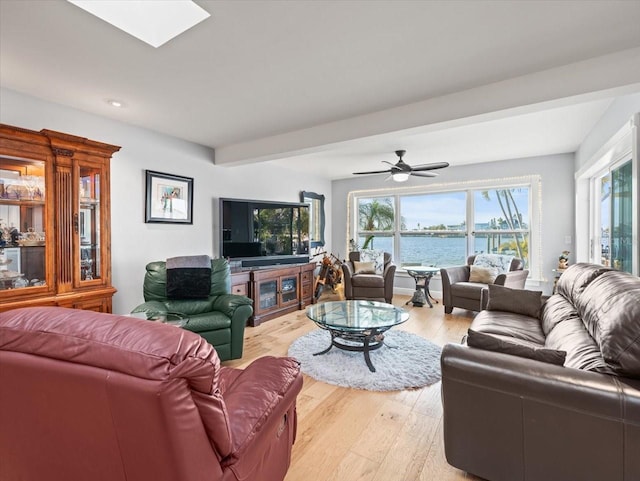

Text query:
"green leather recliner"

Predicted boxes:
[[131, 258, 253, 361]]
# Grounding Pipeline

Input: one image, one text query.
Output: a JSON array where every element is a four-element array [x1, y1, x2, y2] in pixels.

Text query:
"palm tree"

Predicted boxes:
[[481, 189, 526, 261], [359, 198, 394, 231]]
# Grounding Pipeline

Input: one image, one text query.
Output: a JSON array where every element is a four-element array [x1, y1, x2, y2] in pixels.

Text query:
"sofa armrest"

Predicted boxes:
[[130, 300, 168, 317], [341, 262, 354, 299], [221, 357, 303, 472], [441, 342, 640, 481], [494, 269, 529, 288], [212, 294, 253, 319]]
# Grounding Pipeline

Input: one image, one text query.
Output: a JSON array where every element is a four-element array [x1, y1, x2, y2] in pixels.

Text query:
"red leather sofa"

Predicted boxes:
[[0, 307, 303, 481]]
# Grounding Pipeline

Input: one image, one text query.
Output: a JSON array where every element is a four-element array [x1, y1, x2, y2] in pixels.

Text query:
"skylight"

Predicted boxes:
[[67, 0, 210, 48]]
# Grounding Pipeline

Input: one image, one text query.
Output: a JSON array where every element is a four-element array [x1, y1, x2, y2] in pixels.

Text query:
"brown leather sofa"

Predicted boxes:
[[440, 254, 528, 313], [342, 251, 396, 303], [441, 263, 640, 481], [0, 306, 303, 481]]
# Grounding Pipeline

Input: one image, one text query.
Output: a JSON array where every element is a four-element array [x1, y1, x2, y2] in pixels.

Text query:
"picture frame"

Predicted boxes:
[[145, 170, 193, 224]]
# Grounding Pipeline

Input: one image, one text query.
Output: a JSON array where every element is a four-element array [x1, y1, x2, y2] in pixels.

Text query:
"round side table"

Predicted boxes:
[[405, 266, 439, 308]]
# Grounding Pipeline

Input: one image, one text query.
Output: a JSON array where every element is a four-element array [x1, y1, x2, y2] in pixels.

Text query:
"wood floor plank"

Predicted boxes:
[[222, 291, 478, 481]]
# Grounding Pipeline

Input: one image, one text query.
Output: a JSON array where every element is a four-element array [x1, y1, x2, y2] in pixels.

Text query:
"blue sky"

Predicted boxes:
[[398, 188, 530, 230]]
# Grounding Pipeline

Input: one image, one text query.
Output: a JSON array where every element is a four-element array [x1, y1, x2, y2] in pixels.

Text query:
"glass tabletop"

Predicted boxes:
[[306, 300, 409, 332], [405, 266, 439, 275]]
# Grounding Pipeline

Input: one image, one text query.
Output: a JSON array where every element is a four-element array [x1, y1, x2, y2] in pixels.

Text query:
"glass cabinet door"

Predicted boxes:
[[258, 279, 278, 309], [280, 276, 298, 305], [77, 165, 102, 282], [0, 157, 46, 291]]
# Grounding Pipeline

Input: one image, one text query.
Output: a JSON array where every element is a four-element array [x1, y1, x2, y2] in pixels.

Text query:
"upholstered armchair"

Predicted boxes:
[[342, 251, 396, 303], [131, 257, 253, 361], [0, 307, 303, 481], [440, 254, 528, 313]]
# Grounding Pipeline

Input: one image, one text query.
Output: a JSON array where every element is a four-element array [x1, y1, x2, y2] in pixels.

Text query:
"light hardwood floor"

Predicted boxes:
[[223, 292, 483, 481]]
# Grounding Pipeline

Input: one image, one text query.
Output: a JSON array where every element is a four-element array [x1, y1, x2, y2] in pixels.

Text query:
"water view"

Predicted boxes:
[[358, 235, 526, 268]]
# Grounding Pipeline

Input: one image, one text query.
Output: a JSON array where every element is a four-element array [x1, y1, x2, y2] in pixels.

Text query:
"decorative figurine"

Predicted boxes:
[[558, 250, 570, 270]]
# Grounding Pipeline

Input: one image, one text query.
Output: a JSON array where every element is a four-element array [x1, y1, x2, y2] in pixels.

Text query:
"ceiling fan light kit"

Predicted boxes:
[[353, 150, 449, 182], [392, 172, 410, 182]]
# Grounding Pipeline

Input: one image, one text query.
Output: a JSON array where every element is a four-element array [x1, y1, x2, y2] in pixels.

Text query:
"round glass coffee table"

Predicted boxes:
[[306, 300, 409, 372]]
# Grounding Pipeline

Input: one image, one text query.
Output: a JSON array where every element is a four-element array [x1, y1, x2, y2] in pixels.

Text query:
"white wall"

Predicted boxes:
[[0, 88, 331, 314], [331, 154, 576, 295], [574, 92, 640, 270], [575, 93, 640, 170]]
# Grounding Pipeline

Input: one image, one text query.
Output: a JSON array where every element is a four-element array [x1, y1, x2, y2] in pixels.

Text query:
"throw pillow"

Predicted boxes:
[[359, 249, 384, 275], [467, 329, 566, 366], [486, 284, 543, 318], [353, 261, 376, 274], [468, 265, 498, 284], [473, 253, 514, 274]]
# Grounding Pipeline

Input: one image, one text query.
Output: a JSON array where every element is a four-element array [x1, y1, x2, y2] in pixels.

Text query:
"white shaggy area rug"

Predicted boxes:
[[287, 329, 442, 391]]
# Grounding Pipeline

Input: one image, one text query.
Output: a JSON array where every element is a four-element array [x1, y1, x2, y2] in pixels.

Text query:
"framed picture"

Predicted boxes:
[[145, 170, 193, 224]]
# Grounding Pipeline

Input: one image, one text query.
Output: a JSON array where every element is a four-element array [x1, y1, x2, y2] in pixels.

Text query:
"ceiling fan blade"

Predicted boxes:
[[410, 162, 450, 172], [382, 160, 397, 168], [410, 171, 438, 178], [352, 169, 392, 175]]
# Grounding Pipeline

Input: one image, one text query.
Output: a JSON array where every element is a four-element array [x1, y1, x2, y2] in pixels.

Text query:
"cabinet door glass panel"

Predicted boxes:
[[0, 158, 46, 290], [79, 167, 101, 281], [281, 276, 297, 304], [259, 280, 278, 309]]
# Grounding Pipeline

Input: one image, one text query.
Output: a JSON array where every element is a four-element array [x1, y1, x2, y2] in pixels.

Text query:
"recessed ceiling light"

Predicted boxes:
[[107, 99, 124, 108], [67, 0, 210, 48]]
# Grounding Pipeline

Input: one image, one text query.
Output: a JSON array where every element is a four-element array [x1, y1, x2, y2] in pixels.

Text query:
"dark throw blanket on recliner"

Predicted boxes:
[[166, 255, 211, 299]]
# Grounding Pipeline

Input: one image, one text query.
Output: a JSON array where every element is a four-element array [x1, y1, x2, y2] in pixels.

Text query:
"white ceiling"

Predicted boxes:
[[1, 0, 640, 180]]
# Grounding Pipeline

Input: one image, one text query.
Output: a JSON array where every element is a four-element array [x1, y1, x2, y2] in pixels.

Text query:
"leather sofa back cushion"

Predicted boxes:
[[486, 284, 542, 318], [144, 258, 231, 302], [540, 294, 581, 335], [576, 269, 640, 377], [544, 317, 614, 374], [556, 262, 613, 305], [467, 329, 566, 365]]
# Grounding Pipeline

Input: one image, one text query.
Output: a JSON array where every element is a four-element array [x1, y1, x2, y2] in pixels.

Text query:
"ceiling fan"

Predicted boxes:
[[353, 150, 449, 182]]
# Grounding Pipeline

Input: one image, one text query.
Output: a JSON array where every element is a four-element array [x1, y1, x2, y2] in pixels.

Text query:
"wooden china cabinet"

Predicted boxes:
[[0, 124, 120, 313]]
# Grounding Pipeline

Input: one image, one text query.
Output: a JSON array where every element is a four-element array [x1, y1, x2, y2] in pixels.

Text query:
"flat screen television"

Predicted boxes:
[[220, 197, 310, 268]]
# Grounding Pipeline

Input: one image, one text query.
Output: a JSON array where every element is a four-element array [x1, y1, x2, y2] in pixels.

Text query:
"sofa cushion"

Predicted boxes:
[[163, 298, 215, 316], [353, 261, 376, 274], [351, 273, 384, 288], [471, 310, 546, 345], [469, 265, 498, 284], [486, 284, 542, 319], [556, 262, 613, 306], [359, 249, 384, 274], [576, 269, 640, 378], [473, 253, 514, 274], [467, 329, 566, 365], [540, 294, 580, 335], [184, 311, 232, 332], [450, 282, 487, 300], [544, 317, 614, 374]]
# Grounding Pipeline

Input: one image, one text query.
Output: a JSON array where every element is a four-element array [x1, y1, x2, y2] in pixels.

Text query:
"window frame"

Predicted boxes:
[[348, 175, 541, 280]]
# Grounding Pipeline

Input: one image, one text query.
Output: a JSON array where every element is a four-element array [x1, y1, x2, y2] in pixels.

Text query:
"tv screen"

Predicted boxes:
[[220, 198, 310, 267]]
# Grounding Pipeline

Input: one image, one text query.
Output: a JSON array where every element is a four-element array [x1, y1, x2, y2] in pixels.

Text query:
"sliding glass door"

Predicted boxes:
[[592, 159, 633, 273]]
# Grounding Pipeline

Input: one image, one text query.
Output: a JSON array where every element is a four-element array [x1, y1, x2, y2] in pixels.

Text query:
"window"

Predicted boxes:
[[350, 177, 538, 276], [354, 196, 395, 253], [473, 188, 530, 265], [399, 192, 466, 267]]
